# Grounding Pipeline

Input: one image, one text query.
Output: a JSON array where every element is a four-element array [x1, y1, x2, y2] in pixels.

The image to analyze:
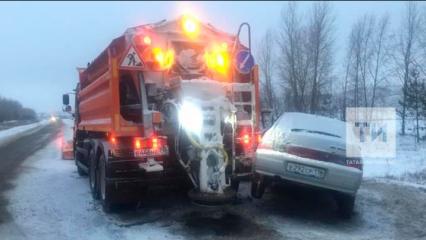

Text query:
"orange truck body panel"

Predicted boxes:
[[76, 18, 260, 138], [77, 37, 143, 137]]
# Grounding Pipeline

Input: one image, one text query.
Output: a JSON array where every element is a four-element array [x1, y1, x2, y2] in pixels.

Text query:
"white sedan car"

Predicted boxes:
[[252, 112, 363, 218]]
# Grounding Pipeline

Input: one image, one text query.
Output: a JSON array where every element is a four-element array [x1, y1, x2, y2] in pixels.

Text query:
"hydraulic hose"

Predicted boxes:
[[165, 101, 229, 178], [182, 121, 229, 173]]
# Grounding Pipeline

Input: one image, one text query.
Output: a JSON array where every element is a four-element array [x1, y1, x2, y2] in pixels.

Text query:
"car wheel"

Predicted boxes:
[[251, 173, 265, 199], [99, 153, 116, 213], [89, 149, 99, 200], [336, 193, 355, 219]]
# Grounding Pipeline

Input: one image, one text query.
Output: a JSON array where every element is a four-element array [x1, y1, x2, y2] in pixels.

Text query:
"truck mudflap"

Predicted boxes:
[[61, 139, 74, 160]]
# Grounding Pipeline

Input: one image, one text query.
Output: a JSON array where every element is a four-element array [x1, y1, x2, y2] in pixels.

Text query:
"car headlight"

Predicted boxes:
[[178, 100, 203, 136], [49, 116, 57, 123]]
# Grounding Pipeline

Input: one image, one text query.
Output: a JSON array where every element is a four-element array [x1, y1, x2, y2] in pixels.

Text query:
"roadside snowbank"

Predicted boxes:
[[363, 135, 426, 178], [0, 120, 49, 147]]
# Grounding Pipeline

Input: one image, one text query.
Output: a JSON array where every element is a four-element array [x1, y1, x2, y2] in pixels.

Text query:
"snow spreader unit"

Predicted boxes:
[[62, 15, 261, 210]]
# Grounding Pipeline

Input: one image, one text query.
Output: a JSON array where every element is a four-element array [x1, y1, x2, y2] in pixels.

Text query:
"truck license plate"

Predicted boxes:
[[286, 162, 326, 179], [134, 147, 168, 157]]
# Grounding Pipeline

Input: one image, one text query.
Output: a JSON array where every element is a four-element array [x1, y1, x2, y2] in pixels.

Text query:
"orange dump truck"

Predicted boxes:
[[62, 15, 261, 211]]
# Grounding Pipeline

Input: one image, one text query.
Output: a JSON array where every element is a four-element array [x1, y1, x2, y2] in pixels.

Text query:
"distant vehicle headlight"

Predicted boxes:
[[49, 116, 57, 123], [178, 100, 203, 136]]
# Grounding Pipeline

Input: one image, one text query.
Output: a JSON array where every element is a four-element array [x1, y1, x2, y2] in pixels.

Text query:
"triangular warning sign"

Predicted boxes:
[[121, 46, 144, 68]]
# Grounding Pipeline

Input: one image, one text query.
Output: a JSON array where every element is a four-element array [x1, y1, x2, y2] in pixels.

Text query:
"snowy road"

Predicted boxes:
[[1, 121, 426, 240]]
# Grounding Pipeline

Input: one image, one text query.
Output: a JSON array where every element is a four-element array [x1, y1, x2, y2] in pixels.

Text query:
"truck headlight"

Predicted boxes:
[[178, 100, 203, 136]]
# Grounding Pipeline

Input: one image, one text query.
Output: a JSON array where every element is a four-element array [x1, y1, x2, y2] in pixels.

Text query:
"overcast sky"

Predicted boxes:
[[0, 1, 406, 113]]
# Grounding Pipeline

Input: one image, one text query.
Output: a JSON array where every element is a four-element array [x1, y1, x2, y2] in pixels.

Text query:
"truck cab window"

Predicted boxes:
[[119, 73, 142, 123]]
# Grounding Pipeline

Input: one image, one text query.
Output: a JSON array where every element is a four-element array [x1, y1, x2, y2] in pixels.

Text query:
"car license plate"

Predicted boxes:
[[286, 162, 326, 179]]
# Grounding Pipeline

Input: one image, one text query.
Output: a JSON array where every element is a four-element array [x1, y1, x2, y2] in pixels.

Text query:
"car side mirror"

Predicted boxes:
[[63, 94, 70, 106]]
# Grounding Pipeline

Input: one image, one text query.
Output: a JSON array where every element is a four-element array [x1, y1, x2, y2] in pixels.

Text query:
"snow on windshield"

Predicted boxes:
[[277, 112, 345, 139]]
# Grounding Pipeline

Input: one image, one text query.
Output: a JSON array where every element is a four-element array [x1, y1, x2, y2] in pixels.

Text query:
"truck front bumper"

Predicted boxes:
[[105, 158, 188, 187]]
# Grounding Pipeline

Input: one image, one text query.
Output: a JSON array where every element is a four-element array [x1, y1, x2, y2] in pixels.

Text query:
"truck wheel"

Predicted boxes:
[[89, 149, 99, 200], [77, 165, 86, 176], [99, 154, 116, 213], [75, 152, 86, 176], [251, 173, 265, 199], [231, 178, 240, 192], [335, 193, 355, 219]]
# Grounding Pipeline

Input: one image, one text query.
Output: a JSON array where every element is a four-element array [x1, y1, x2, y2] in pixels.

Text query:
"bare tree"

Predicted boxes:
[[342, 42, 354, 120], [257, 29, 280, 120], [277, 2, 308, 112], [370, 14, 390, 108], [0, 96, 37, 122], [346, 16, 369, 109], [397, 1, 421, 135], [277, 2, 335, 115], [307, 2, 335, 114], [344, 13, 391, 112], [404, 67, 426, 142]]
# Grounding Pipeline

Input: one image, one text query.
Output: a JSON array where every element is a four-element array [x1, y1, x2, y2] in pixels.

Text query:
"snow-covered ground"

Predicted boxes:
[[363, 129, 426, 179], [1, 119, 426, 239], [0, 120, 49, 147], [1, 119, 183, 240]]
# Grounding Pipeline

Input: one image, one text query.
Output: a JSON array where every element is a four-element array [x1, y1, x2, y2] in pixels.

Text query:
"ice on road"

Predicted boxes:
[[1, 121, 182, 240]]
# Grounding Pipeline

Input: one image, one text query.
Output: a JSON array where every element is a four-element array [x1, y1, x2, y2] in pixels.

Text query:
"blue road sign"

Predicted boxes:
[[235, 50, 254, 74]]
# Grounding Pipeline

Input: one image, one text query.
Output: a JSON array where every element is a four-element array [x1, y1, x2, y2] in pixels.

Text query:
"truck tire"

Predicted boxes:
[[251, 173, 265, 199], [335, 193, 355, 219], [77, 165, 86, 176], [89, 149, 99, 200], [99, 153, 116, 213], [75, 152, 86, 176], [231, 178, 240, 192]]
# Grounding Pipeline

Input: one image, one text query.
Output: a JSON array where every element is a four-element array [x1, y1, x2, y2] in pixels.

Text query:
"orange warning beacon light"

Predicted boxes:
[[204, 43, 230, 75], [181, 14, 199, 38], [152, 47, 175, 70]]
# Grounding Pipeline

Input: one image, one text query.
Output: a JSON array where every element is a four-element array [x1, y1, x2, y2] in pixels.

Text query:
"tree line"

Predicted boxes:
[[257, 1, 426, 141], [0, 96, 37, 122]]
